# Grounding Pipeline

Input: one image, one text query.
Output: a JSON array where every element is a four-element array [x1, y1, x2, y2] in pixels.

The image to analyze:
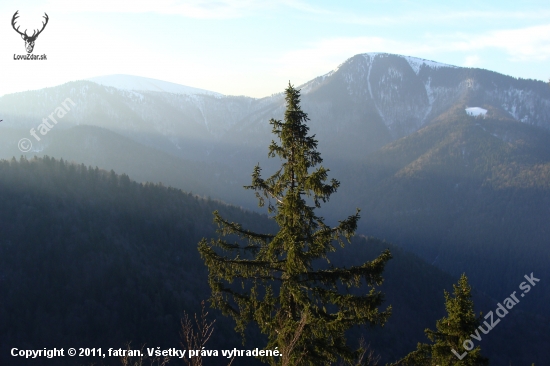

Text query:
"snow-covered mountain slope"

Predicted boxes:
[[0, 80, 258, 161], [402, 55, 457, 75], [85, 74, 223, 97], [2, 53, 549, 164], [296, 53, 550, 140]]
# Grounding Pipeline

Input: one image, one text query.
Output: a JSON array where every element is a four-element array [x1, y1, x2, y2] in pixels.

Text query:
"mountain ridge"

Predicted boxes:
[[1, 53, 549, 329], [85, 74, 223, 97], [3, 53, 549, 158]]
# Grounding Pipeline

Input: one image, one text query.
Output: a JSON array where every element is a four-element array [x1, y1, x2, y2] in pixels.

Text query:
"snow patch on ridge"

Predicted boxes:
[[359, 53, 456, 75], [404, 56, 456, 75], [85, 74, 223, 97], [363, 54, 386, 120], [466, 107, 487, 117], [423, 77, 435, 121], [364, 54, 375, 100]]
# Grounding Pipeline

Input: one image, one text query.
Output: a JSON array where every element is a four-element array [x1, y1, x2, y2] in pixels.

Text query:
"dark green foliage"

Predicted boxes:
[[199, 84, 392, 365], [0, 155, 547, 365], [394, 274, 489, 366], [0, 155, 274, 366]]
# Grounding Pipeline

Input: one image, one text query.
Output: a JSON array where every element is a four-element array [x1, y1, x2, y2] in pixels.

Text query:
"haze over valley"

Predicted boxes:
[[1, 51, 549, 364], [1, 2, 549, 363]]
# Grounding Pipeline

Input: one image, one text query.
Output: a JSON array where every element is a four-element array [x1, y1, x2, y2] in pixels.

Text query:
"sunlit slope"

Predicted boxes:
[[339, 110, 550, 318], [0, 156, 547, 365]]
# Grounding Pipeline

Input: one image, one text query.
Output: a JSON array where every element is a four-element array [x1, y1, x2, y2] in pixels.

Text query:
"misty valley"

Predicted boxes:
[[1, 53, 549, 365]]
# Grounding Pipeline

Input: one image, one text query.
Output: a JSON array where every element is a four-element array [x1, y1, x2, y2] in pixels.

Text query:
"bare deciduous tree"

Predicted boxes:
[[180, 301, 233, 366], [119, 343, 170, 366]]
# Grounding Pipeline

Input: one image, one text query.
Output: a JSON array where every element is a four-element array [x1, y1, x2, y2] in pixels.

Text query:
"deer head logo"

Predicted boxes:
[[12, 11, 49, 54]]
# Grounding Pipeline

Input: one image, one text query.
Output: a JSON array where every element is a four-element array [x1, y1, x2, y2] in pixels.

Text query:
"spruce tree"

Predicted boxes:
[[199, 83, 392, 365], [394, 274, 489, 366]]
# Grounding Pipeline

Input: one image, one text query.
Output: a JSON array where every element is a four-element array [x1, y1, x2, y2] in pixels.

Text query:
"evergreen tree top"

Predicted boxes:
[[395, 273, 489, 366], [199, 82, 392, 366]]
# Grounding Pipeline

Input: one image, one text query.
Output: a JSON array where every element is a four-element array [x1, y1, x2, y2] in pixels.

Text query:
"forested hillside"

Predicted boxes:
[[0, 156, 276, 365], [0, 157, 547, 365], [334, 110, 550, 317]]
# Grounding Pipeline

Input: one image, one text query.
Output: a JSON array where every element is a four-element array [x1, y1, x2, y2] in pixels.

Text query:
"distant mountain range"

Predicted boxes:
[[1, 52, 549, 329], [2, 53, 549, 164], [85, 74, 223, 97]]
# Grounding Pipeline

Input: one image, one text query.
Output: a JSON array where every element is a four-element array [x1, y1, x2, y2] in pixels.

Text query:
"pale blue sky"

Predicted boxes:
[[0, 0, 549, 97]]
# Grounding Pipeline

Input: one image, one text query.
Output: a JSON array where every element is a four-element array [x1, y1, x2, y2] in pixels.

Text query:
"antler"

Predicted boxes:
[[11, 11, 26, 37], [11, 11, 49, 39], [29, 13, 49, 39]]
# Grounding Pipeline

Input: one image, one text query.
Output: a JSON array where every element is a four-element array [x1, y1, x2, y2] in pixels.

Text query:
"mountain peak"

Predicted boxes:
[[360, 52, 457, 74], [84, 74, 223, 97]]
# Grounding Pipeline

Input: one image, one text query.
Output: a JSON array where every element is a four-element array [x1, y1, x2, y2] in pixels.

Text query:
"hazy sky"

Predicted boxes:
[[1, 0, 549, 98]]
